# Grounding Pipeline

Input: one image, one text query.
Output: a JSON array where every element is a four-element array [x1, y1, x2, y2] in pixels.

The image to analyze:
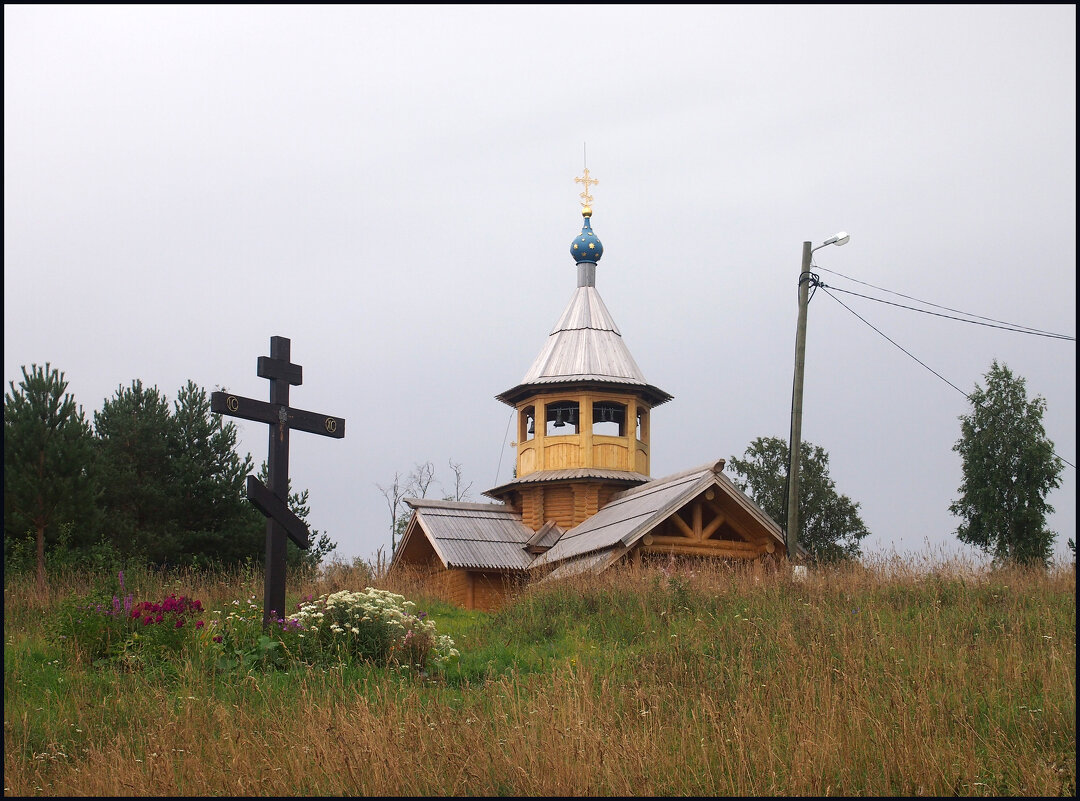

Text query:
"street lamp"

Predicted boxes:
[[785, 232, 850, 563]]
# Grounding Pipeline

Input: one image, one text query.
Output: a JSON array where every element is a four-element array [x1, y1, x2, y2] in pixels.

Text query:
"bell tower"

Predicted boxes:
[[485, 171, 673, 531]]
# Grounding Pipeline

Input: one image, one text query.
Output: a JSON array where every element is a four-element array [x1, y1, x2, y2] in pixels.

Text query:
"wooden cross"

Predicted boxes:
[[211, 336, 344, 627], [574, 167, 599, 208]]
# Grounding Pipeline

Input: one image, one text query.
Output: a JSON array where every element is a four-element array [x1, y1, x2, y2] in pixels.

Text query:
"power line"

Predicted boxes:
[[817, 286, 972, 397], [818, 285, 1075, 470], [494, 409, 514, 486], [814, 265, 1074, 340], [818, 283, 1075, 341]]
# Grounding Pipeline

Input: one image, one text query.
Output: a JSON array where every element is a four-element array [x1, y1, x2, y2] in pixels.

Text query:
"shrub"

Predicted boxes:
[[125, 594, 207, 660], [54, 570, 134, 663], [54, 571, 207, 667], [288, 587, 459, 673]]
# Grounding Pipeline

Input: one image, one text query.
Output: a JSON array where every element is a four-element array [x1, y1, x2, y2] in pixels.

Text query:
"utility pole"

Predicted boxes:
[[785, 232, 849, 563], [786, 241, 813, 562]]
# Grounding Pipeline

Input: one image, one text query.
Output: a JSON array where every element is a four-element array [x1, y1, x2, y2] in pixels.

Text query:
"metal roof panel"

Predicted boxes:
[[551, 287, 622, 335], [437, 539, 534, 571], [519, 286, 653, 386], [408, 501, 535, 570], [539, 547, 625, 580]]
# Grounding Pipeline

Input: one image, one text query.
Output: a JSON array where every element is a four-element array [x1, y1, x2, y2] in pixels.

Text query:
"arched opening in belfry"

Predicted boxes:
[[520, 405, 536, 442], [592, 401, 626, 437], [545, 400, 579, 436]]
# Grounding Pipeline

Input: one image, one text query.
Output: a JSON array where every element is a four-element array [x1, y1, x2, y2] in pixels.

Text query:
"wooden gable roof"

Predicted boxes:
[[393, 498, 535, 572], [533, 459, 796, 578]]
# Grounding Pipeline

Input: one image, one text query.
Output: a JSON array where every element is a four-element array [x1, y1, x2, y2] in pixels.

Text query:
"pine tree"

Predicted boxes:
[[92, 377, 335, 568], [4, 364, 98, 590], [169, 380, 263, 565], [93, 380, 178, 563]]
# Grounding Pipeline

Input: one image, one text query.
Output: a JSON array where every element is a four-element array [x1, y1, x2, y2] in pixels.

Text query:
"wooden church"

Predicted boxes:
[[390, 171, 790, 611]]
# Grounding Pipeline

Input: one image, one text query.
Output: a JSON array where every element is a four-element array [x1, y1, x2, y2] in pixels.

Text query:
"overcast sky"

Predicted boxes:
[[5, 5, 1075, 567]]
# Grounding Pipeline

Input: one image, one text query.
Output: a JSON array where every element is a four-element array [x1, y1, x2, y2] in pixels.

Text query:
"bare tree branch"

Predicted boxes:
[[447, 458, 473, 501], [407, 461, 436, 499], [376, 471, 407, 552]]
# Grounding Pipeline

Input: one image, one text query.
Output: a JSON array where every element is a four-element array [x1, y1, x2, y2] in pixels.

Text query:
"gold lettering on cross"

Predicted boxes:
[[574, 168, 598, 208]]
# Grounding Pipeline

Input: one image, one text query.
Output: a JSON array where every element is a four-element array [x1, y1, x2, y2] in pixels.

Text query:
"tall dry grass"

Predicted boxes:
[[4, 555, 1075, 796]]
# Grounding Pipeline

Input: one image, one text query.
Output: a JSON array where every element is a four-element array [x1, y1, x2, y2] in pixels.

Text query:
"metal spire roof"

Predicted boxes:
[[521, 282, 647, 385]]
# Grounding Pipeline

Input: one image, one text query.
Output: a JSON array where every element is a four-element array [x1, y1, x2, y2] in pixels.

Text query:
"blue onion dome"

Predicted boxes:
[[570, 206, 604, 263]]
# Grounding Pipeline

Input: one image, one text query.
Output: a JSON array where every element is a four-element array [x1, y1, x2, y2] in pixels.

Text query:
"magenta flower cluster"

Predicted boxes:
[[87, 595, 134, 618], [267, 609, 305, 632], [84, 571, 135, 619], [129, 595, 206, 629]]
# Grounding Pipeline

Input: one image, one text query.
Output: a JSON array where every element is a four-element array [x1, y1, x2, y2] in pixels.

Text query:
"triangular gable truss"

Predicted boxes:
[[393, 509, 449, 570], [635, 481, 780, 559]]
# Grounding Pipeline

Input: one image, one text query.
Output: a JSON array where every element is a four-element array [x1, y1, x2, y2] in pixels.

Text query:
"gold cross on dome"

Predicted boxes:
[[574, 168, 599, 208]]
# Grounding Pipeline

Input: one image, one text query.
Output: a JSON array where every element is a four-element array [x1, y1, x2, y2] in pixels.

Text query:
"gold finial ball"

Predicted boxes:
[[581, 205, 592, 218]]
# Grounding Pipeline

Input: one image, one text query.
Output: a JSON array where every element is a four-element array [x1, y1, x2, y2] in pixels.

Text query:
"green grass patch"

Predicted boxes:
[[3, 559, 1075, 796]]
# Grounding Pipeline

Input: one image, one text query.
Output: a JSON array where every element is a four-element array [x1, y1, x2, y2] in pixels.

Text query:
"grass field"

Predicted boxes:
[[3, 554, 1075, 796]]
